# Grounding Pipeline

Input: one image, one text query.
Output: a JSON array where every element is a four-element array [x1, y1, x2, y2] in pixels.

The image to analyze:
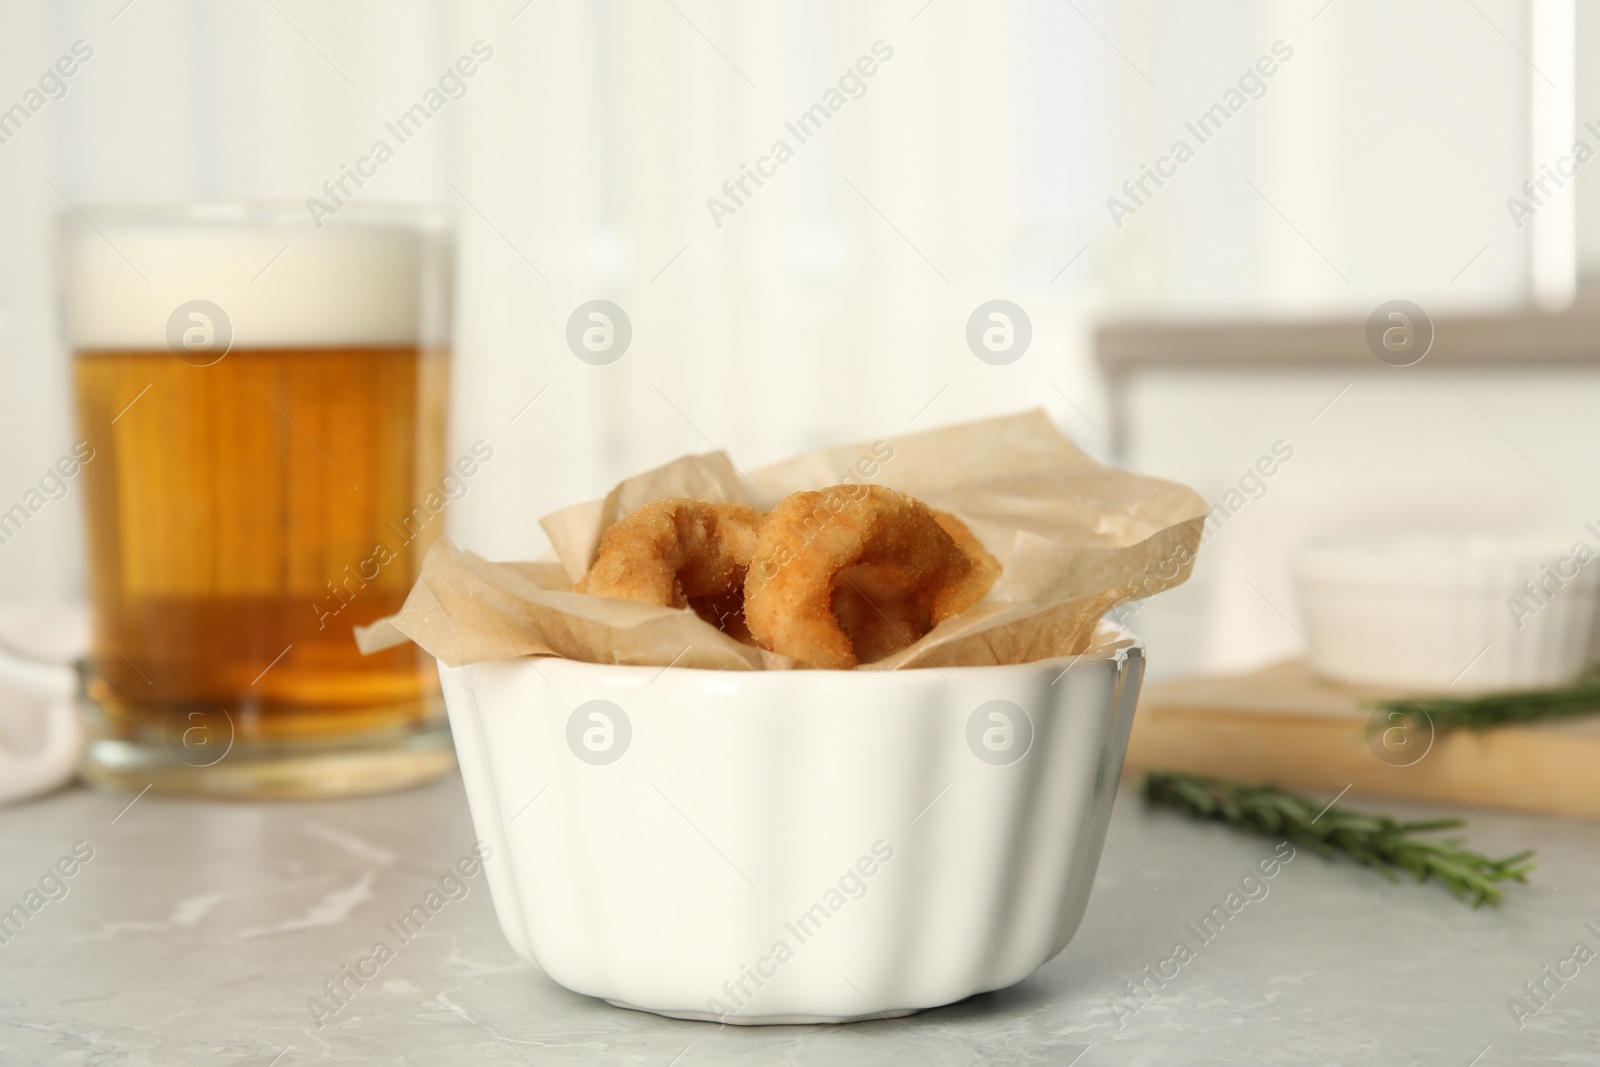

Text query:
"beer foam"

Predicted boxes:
[[61, 203, 453, 350]]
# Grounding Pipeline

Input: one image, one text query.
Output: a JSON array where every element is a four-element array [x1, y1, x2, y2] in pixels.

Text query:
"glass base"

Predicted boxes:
[[80, 710, 456, 800]]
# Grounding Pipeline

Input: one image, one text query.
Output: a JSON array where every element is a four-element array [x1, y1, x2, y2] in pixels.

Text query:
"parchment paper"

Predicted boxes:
[[355, 409, 1209, 670]]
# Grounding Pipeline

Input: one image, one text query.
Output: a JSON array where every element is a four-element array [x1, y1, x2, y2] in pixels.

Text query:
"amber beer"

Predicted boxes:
[[62, 205, 455, 797]]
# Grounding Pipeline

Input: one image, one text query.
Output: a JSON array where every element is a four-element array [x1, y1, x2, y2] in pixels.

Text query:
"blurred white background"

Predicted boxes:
[[0, 0, 1588, 678]]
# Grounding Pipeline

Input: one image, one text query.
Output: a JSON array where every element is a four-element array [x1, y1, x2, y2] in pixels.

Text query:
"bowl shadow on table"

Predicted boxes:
[[923, 975, 1093, 1023], [563, 969, 1092, 1039]]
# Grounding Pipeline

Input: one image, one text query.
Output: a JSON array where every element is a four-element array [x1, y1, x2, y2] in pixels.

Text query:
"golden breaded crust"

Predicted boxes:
[[745, 486, 997, 668], [576, 499, 765, 609]]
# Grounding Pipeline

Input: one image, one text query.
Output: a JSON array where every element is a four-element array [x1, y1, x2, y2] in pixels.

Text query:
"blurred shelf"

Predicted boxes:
[[1097, 309, 1600, 374]]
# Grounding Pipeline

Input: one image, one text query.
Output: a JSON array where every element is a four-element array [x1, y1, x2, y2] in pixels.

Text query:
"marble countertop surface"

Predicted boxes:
[[2, 773, 1596, 1066]]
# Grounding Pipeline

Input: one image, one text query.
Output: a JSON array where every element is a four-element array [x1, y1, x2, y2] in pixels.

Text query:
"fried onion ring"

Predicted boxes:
[[831, 564, 933, 664], [830, 514, 998, 663], [933, 510, 1001, 598], [745, 486, 998, 668], [690, 590, 753, 642], [576, 499, 765, 613]]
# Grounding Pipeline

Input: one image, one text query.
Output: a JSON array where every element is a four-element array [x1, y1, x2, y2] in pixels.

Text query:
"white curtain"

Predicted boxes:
[[0, 0, 1118, 601], [0, 0, 1543, 641]]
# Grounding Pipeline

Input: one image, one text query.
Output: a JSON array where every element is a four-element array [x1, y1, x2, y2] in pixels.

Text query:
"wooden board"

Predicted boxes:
[[1124, 659, 1600, 820]]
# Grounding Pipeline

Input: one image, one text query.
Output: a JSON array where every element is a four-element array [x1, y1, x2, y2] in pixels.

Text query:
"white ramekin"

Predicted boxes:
[[1295, 535, 1600, 690], [438, 628, 1144, 1025]]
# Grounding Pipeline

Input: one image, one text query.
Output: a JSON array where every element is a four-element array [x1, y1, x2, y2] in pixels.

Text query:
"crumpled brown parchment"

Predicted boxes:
[[355, 409, 1208, 670]]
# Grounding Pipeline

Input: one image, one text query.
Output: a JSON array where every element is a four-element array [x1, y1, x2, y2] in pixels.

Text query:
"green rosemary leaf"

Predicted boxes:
[[1373, 663, 1600, 731], [1142, 771, 1533, 907]]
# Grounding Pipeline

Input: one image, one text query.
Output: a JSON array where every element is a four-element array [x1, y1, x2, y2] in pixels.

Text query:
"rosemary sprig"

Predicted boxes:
[[1373, 663, 1600, 731], [1142, 771, 1535, 907]]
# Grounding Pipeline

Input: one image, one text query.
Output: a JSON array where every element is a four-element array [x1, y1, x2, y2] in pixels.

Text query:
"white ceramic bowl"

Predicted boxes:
[[1295, 535, 1600, 690], [438, 627, 1144, 1024]]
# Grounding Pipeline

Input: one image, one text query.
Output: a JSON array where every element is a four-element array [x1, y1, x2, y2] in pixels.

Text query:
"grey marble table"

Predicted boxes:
[[1, 773, 1595, 1066]]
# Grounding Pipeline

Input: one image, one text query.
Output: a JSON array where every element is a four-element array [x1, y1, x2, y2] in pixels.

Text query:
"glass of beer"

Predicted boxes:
[[61, 202, 455, 798]]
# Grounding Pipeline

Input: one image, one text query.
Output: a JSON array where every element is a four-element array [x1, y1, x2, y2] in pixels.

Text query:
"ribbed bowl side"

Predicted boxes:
[[1299, 561, 1600, 689], [1512, 570, 1600, 685], [441, 641, 1142, 1023], [439, 667, 536, 965]]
